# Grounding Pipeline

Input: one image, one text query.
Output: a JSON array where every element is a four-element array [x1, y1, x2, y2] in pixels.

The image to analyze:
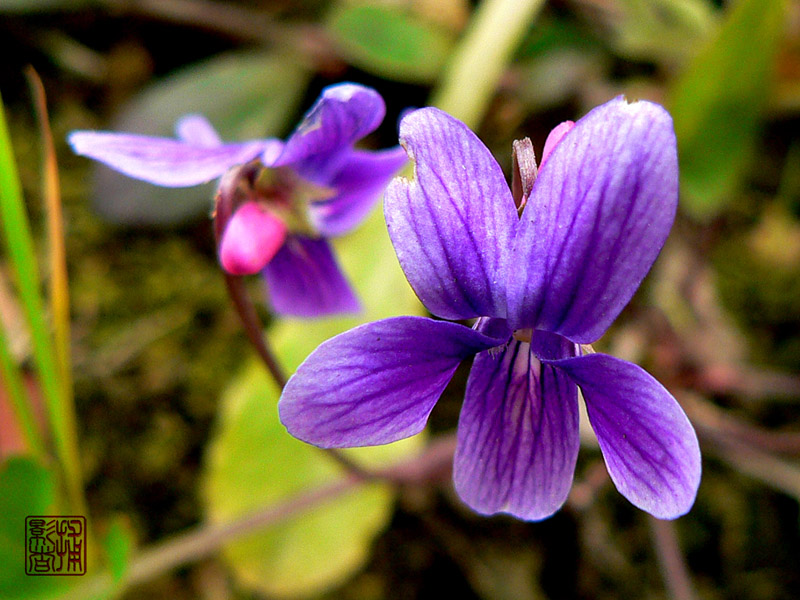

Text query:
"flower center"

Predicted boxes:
[[512, 328, 533, 343], [214, 160, 335, 239]]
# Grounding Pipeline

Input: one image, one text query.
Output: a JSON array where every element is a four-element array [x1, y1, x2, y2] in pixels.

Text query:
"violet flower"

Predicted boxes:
[[69, 83, 407, 317], [278, 98, 701, 520]]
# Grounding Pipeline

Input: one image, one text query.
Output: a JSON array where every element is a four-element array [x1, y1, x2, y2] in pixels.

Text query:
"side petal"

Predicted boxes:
[[507, 97, 679, 342], [261, 236, 359, 318], [271, 83, 386, 183], [309, 147, 408, 237], [454, 336, 580, 520], [279, 317, 501, 447], [385, 108, 518, 321], [551, 353, 701, 519], [68, 131, 268, 187]]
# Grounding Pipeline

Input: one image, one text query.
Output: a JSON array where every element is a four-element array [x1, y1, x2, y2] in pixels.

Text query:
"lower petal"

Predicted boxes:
[[262, 236, 359, 318], [279, 316, 501, 447], [454, 339, 580, 521], [551, 353, 701, 519]]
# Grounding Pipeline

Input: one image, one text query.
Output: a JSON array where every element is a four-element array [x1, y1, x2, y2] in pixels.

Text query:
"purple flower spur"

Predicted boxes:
[[278, 97, 701, 520], [69, 83, 407, 317]]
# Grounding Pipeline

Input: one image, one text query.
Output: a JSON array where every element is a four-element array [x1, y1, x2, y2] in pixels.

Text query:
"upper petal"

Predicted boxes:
[[454, 334, 579, 520], [271, 83, 387, 183], [175, 114, 223, 147], [279, 316, 502, 447], [68, 131, 269, 187], [550, 353, 701, 519], [385, 108, 518, 321], [507, 97, 678, 342], [309, 146, 408, 237], [261, 236, 359, 318]]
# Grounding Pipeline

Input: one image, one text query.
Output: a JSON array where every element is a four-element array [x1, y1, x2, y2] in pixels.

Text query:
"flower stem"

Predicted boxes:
[[221, 272, 373, 476], [430, 0, 546, 129], [223, 272, 287, 387]]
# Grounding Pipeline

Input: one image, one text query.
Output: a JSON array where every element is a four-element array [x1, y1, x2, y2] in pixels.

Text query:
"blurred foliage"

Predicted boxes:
[[326, 3, 457, 83], [0, 0, 798, 599], [0, 457, 69, 600], [90, 51, 311, 224], [669, 0, 787, 219]]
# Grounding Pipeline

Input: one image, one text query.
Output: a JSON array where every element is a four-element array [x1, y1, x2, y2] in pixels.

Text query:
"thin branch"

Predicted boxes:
[[648, 517, 696, 600], [102, 0, 344, 74], [126, 474, 361, 586], [60, 435, 458, 600], [682, 393, 800, 456]]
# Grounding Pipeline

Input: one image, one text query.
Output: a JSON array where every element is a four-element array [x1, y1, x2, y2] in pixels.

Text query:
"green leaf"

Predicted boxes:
[[102, 517, 134, 584], [0, 456, 69, 600], [611, 0, 716, 64], [204, 359, 424, 598], [1, 93, 79, 505], [669, 0, 787, 219], [326, 4, 455, 83], [90, 51, 311, 225], [203, 200, 425, 596]]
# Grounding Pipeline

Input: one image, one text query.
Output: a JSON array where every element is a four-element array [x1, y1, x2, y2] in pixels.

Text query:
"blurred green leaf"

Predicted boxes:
[[90, 51, 311, 225], [1, 93, 77, 498], [0, 456, 68, 600], [102, 517, 134, 584], [669, 0, 787, 219], [516, 16, 599, 59], [327, 4, 455, 83], [204, 196, 425, 596], [516, 48, 606, 111], [612, 0, 716, 64], [204, 359, 423, 598]]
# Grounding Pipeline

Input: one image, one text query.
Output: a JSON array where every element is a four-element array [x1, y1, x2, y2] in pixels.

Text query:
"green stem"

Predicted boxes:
[[430, 0, 546, 129]]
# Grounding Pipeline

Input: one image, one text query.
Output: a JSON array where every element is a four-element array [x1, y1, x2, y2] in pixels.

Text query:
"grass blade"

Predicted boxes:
[[0, 87, 83, 513]]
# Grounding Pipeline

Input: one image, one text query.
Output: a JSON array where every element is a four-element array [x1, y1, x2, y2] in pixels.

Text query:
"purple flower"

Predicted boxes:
[[69, 83, 407, 318], [278, 97, 701, 520]]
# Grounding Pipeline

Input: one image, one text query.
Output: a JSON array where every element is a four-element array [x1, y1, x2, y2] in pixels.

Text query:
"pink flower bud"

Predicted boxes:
[[219, 201, 288, 275], [540, 120, 575, 169]]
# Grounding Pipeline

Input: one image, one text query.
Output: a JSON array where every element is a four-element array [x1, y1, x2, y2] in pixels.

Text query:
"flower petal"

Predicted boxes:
[[261, 236, 359, 317], [68, 131, 269, 187], [550, 353, 701, 519], [175, 114, 223, 147], [385, 108, 518, 320], [454, 335, 579, 520], [507, 97, 679, 342], [279, 317, 501, 447], [218, 202, 287, 275], [309, 147, 408, 237], [271, 83, 386, 183]]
